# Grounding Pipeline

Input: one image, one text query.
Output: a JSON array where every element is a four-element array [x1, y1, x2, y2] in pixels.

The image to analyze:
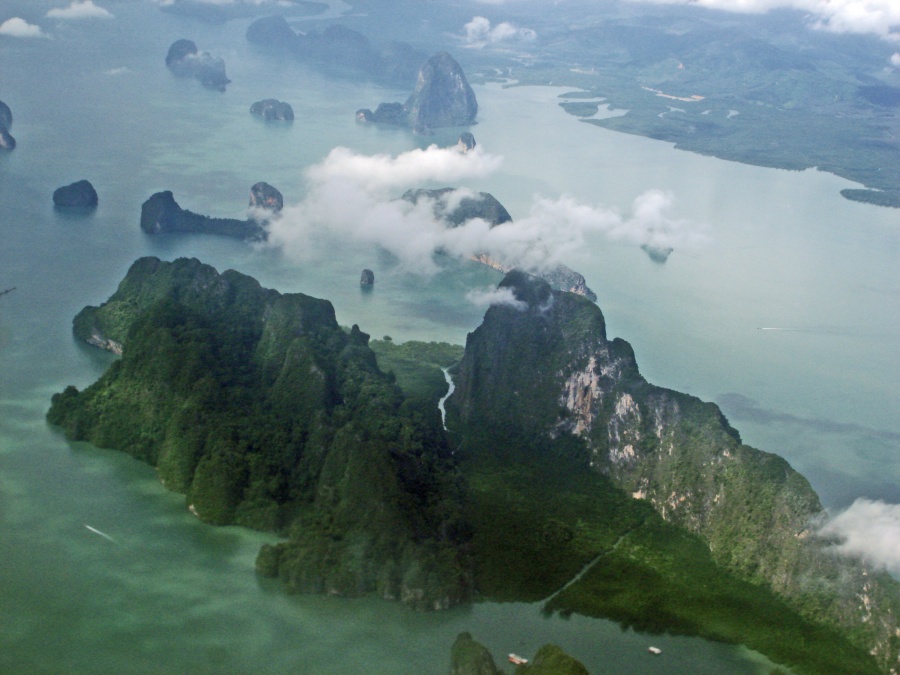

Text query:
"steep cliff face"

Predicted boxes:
[[50, 257, 470, 609], [359, 51, 478, 131], [0, 99, 15, 150], [405, 52, 478, 130], [447, 270, 900, 672]]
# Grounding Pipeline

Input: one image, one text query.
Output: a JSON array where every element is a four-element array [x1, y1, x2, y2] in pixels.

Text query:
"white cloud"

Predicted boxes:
[[892, 53, 900, 67], [464, 16, 536, 49], [466, 286, 527, 310], [105, 67, 129, 76], [263, 145, 706, 277], [47, 1, 113, 19], [819, 499, 900, 573], [0, 17, 47, 38], [626, 0, 900, 41]]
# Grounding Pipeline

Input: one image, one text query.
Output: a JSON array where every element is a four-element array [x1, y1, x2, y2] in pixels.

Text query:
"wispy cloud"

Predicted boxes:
[[626, 0, 900, 41], [47, 1, 113, 19], [466, 286, 528, 310], [892, 53, 900, 67], [464, 16, 536, 48], [819, 499, 900, 573], [264, 145, 706, 277], [0, 17, 47, 38]]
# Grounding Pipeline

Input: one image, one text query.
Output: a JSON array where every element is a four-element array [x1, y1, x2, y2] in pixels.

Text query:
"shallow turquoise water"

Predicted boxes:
[[0, 1, 896, 672]]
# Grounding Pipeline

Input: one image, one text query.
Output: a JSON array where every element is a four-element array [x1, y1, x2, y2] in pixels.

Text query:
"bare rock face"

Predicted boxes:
[[165, 39, 230, 91], [360, 269, 374, 286], [250, 99, 294, 121], [53, 180, 98, 209], [249, 182, 283, 213]]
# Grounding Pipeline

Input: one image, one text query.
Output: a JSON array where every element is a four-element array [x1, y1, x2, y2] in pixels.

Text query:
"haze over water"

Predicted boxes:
[[0, 1, 896, 672]]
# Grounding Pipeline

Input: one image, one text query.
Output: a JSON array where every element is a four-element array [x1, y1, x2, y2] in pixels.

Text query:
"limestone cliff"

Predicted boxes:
[[446, 271, 900, 673], [250, 99, 294, 121], [359, 52, 477, 131]]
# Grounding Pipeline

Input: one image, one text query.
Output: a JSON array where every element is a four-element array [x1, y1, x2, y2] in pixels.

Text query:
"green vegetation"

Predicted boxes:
[[50, 257, 468, 609], [370, 339, 463, 404], [48, 260, 897, 672]]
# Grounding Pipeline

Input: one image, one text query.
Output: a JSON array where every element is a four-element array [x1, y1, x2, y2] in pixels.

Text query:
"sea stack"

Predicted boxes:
[[456, 132, 476, 153], [249, 182, 283, 213], [360, 269, 375, 287], [53, 180, 98, 209]]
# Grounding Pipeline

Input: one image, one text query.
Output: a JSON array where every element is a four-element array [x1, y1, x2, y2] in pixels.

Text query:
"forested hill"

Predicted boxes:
[[49, 256, 471, 609]]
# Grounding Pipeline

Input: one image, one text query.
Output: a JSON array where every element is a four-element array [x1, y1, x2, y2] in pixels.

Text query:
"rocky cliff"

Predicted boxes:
[[249, 182, 283, 213], [165, 39, 230, 91], [250, 99, 294, 121], [140, 191, 265, 240], [358, 52, 478, 131], [446, 270, 900, 673], [49, 257, 470, 609]]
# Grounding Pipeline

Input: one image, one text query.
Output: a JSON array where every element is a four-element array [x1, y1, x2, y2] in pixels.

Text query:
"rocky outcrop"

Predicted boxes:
[[360, 269, 374, 286], [140, 191, 264, 240], [456, 132, 476, 153], [165, 39, 230, 91], [250, 99, 294, 121], [402, 187, 597, 301], [359, 52, 478, 131], [249, 182, 283, 213], [0, 100, 15, 150], [53, 180, 98, 209], [246, 16, 426, 88], [446, 270, 900, 672], [641, 243, 672, 264]]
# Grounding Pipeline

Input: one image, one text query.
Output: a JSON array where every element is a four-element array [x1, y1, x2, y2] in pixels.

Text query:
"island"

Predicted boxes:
[[402, 187, 597, 302], [449, 632, 589, 675], [165, 39, 230, 91], [0, 99, 15, 150], [250, 99, 294, 121], [356, 52, 478, 132], [53, 180, 98, 209], [140, 191, 265, 240], [46, 259, 900, 673], [360, 269, 374, 287], [249, 182, 283, 213]]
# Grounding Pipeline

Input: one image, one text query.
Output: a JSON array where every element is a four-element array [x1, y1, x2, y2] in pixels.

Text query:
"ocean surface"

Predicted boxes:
[[0, 1, 896, 672]]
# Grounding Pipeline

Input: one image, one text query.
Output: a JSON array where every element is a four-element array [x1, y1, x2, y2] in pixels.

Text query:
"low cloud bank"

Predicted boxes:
[[0, 18, 47, 38], [264, 144, 706, 276], [464, 16, 536, 48], [47, 1, 113, 19], [819, 499, 900, 574], [626, 0, 900, 41]]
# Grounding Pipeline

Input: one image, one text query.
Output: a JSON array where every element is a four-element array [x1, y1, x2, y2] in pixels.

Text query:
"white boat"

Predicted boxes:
[[508, 653, 529, 665], [648, 646, 662, 655]]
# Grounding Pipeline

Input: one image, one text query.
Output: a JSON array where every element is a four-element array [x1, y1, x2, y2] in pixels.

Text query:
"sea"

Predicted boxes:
[[0, 1, 897, 673]]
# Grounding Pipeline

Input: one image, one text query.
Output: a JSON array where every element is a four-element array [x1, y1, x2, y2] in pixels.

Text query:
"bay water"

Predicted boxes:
[[1, 1, 896, 672]]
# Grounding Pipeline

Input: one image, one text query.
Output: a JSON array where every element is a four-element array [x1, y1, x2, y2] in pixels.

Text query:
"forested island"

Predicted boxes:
[[47, 257, 900, 674]]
